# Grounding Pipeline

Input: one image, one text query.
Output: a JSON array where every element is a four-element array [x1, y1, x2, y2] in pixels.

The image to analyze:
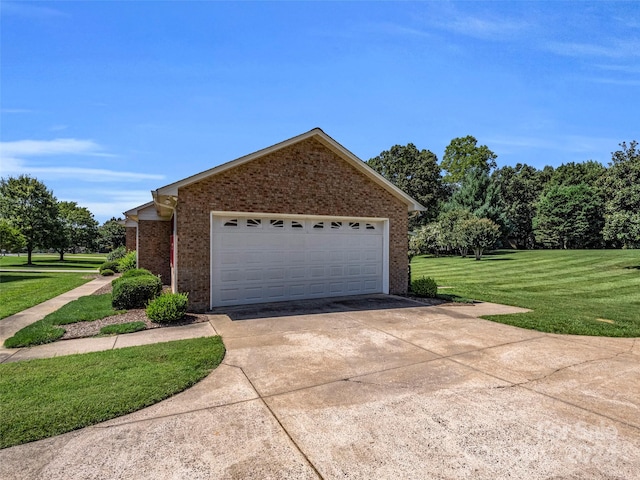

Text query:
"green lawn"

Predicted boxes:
[[0, 272, 94, 320], [4, 294, 125, 348], [411, 249, 640, 337], [0, 253, 106, 270], [0, 336, 225, 449]]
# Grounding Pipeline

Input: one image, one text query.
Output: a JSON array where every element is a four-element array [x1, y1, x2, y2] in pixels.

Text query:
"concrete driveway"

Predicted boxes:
[[1, 295, 638, 479]]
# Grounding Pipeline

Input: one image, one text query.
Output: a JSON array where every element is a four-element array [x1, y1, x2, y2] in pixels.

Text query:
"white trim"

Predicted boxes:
[[135, 226, 139, 269], [124, 201, 155, 218], [209, 211, 390, 308], [209, 214, 214, 309], [210, 210, 389, 222], [173, 214, 178, 293], [124, 218, 137, 228], [155, 129, 425, 212], [382, 219, 390, 294]]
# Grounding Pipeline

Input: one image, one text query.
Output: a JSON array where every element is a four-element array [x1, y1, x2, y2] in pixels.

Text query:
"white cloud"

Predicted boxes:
[[546, 39, 640, 59], [1, 138, 101, 157], [487, 134, 618, 158], [67, 190, 154, 221], [438, 15, 530, 40], [0, 2, 66, 18], [0, 138, 165, 182]]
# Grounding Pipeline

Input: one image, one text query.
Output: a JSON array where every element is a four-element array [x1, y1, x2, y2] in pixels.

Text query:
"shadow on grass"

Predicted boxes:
[[0, 274, 49, 283], [1, 258, 101, 269], [624, 265, 640, 270]]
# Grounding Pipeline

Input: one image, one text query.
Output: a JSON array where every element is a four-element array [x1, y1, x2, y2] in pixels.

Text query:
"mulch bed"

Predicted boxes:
[[59, 278, 209, 340]]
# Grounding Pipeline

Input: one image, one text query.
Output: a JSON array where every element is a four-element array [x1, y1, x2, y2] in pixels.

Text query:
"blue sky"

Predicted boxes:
[[1, 1, 638, 223]]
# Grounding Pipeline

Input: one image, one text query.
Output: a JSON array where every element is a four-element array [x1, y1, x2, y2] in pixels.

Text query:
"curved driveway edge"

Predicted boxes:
[[1, 295, 638, 479]]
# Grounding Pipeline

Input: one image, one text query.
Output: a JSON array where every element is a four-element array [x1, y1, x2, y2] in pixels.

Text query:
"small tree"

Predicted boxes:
[[459, 217, 501, 260], [409, 223, 442, 257], [436, 208, 474, 256]]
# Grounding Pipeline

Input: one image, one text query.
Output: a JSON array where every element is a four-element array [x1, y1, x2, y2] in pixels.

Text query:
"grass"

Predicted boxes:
[[0, 272, 93, 320], [0, 253, 106, 270], [100, 321, 146, 335], [411, 249, 640, 337], [4, 294, 125, 348], [0, 336, 225, 449]]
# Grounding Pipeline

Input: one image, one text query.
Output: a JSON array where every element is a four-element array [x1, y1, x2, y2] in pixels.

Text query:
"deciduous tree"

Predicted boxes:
[[533, 184, 603, 249], [441, 135, 497, 184], [600, 141, 640, 248], [52, 201, 100, 260], [0, 219, 26, 254], [368, 143, 447, 227], [459, 217, 501, 260], [98, 217, 126, 252], [0, 175, 59, 265], [492, 164, 548, 249]]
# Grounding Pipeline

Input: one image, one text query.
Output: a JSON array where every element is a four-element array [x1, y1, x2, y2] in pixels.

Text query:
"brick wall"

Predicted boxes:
[[175, 137, 409, 312], [125, 227, 137, 252], [137, 220, 171, 285]]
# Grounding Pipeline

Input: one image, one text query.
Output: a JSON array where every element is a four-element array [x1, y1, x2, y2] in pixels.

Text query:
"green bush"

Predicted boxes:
[[146, 293, 189, 323], [112, 275, 162, 310], [106, 246, 127, 262], [411, 276, 438, 298], [120, 268, 153, 279], [118, 250, 137, 273], [99, 260, 119, 273], [100, 269, 114, 276]]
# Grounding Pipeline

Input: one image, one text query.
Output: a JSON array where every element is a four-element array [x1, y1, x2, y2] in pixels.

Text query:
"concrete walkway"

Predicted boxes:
[[0, 276, 217, 363], [1, 295, 638, 479]]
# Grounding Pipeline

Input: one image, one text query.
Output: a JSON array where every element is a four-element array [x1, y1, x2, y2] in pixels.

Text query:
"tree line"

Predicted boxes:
[[0, 175, 127, 264], [367, 137, 639, 257]]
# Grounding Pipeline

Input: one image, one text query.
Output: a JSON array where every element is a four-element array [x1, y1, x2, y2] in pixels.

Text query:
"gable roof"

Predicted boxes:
[[152, 128, 425, 213]]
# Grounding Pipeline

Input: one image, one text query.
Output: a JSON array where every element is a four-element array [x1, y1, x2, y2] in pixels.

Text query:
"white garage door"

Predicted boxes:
[[211, 214, 387, 307]]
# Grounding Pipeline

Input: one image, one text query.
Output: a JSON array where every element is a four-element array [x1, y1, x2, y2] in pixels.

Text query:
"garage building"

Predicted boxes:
[[124, 128, 424, 311]]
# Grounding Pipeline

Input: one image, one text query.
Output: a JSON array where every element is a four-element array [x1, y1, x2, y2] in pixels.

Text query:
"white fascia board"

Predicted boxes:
[[124, 200, 155, 221], [138, 203, 170, 221], [124, 219, 138, 227], [154, 128, 426, 212]]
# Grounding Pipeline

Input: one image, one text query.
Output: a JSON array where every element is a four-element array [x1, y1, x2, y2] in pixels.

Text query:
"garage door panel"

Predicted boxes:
[[212, 214, 385, 307], [309, 283, 326, 295], [244, 286, 263, 300], [244, 269, 262, 281]]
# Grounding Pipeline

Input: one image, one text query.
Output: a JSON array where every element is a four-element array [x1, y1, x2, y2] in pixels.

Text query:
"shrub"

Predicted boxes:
[[118, 250, 137, 273], [411, 276, 438, 298], [106, 246, 127, 262], [99, 260, 119, 273], [146, 293, 189, 323], [100, 269, 114, 276], [112, 275, 162, 310], [120, 268, 153, 279]]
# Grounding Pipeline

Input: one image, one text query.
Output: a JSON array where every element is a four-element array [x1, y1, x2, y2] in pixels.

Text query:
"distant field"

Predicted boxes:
[[411, 250, 640, 337], [0, 253, 106, 270]]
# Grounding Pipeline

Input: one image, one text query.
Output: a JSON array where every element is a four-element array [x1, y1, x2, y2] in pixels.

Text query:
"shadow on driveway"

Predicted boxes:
[[209, 294, 440, 321]]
